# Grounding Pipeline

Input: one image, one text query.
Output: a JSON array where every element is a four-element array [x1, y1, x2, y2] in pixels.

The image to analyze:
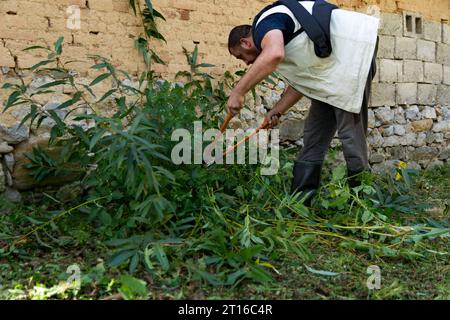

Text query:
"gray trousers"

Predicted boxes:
[[297, 41, 378, 172]]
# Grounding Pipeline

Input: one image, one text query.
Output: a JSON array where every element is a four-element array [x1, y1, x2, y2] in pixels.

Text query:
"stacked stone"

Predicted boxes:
[[0, 124, 28, 198], [368, 12, 450, 171]]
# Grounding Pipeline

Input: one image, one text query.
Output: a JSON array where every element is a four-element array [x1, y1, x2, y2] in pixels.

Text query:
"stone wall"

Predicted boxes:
[[1, 1, 448, 77], [0, 1, 449, 197], [368, 12, 450, 171], [266, 12, 450, 172]]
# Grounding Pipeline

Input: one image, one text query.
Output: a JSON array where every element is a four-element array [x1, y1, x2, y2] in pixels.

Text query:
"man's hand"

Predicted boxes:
[[265, 109, 282, 128], [264, 86, 304, 128], [227, 91, 245, 116]]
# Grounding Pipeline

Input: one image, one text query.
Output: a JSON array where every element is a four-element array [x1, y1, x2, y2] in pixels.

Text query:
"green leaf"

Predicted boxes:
[[196, 63, 215, 68], [5, 91, 21, 110], [1, 83, 19, 90], [23, 45, 50, 52], [143, 247, 154, 270], [304, 264, 340, 277], [192, 45, 198, 66], [129, 253, 139, 273], [150, 49, 166, 65], [119, 274, 148, 300], [361, 210, 374, 224], [108, 250, 135, 267], [31, 59, 55, 71], [89, 73, 111, 86], [89, 129, 106, 151], [129, 0, 137, 15], [99, 210, 112, 225], [56, 92, 82, 110], [332, 166, 346, 181], [54, 37, 64, 55], [36, 80, 66, 90], [249, 265, 273, 284], [144, 0, 153, 14], [25, 216, 45, 225], [153, 243, 169, 271], [152, 9, 166, 21], [97, 89, 116, 103], [240, 245, 264, 262], [226, 269, 247, 286], [91, 62, 108, 70]]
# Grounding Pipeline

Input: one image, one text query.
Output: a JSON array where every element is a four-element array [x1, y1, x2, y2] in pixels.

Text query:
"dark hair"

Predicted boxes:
[[228, 25, 252, 53]]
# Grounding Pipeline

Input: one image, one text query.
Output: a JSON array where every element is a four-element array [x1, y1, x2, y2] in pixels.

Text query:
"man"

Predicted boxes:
[[227, 0, 379, 206]]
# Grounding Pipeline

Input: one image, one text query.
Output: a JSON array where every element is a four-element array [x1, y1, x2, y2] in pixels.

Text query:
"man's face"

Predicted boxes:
[[230, 37, 260, 66]]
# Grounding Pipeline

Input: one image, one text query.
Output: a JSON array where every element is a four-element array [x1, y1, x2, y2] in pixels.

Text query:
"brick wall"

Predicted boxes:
[[0, 0, 449, 194], [0, 0, 449, 78]]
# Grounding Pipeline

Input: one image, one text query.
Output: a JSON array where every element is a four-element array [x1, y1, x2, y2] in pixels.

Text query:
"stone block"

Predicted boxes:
[[410, 119, 433, 132], [423, 20, 442, 42], [437, 85, 450, 105], [405, 105, 420, 121], [379, 59, 399, 83], [394, 107, 407, 124], [439, 147, 450, 160], [0, 142, 14, 154], [437, 44, 450, 66], [395, 37, 417, 60], [432, 120, 450, 133], [411, 146, 439, 161], [396, 83, 417, 105], [383, 136, 400, 147], [422, 106, 437, 119], [403, 60, 423, 82], [375, 107, 395, 124], [424, 63, 443, 84], [417, 40, 435, 62], [371, 83, 396, 107], [443, 24, 450, 45], [0, 124, 30, 145], [380, 13, 403, 36], [279, 119, 305, 141], [417, 84, 437, 105], [377, 35, 395, 59], [0, 166, 5, 193], [370, 153, 385, 164], [443, 66, 450, 86]]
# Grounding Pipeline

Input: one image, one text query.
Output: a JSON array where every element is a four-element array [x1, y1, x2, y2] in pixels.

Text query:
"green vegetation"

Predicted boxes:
[[1, 38, 449, 300], [0, 1, 448, 300]]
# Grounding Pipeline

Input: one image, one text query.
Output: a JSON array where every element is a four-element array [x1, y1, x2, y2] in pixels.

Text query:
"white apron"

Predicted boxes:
[[255, 1, 380, 113]]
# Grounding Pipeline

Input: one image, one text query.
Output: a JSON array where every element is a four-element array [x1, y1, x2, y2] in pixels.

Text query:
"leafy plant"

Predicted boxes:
[[1, 36, 448, 292], [129, 0, 166, 71]]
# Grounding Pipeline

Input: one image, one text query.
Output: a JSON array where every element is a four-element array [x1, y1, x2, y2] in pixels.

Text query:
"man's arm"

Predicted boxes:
[[266, 85, 303, 127], [227, 29, 285, 115]]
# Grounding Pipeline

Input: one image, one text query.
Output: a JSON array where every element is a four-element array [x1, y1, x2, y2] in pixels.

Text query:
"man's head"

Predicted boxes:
[[228, 25, 260, 65]]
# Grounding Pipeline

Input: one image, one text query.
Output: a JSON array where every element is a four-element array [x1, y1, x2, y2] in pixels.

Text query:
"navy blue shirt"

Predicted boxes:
[[253, 12, 297, 51]]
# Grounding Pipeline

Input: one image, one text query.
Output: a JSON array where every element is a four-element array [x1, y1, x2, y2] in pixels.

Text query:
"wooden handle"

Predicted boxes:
[[222, 118, 270, 158], [220, 112, 233, 133]]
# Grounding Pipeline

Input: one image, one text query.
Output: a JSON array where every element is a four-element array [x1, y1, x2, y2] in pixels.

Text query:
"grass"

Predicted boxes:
[[0, 157, 448, 300]]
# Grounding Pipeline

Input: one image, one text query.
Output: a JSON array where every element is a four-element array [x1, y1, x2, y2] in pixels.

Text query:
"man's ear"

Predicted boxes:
[[240, 37, 252, 49]]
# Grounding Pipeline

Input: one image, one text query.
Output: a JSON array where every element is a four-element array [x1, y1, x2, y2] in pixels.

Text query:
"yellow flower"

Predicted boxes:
[[397, 161, 407, 169], [395, 161, 407, 181]]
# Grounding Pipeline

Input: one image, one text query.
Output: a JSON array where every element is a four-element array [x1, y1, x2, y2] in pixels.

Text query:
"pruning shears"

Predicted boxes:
[[205, 112, 269, 167]]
